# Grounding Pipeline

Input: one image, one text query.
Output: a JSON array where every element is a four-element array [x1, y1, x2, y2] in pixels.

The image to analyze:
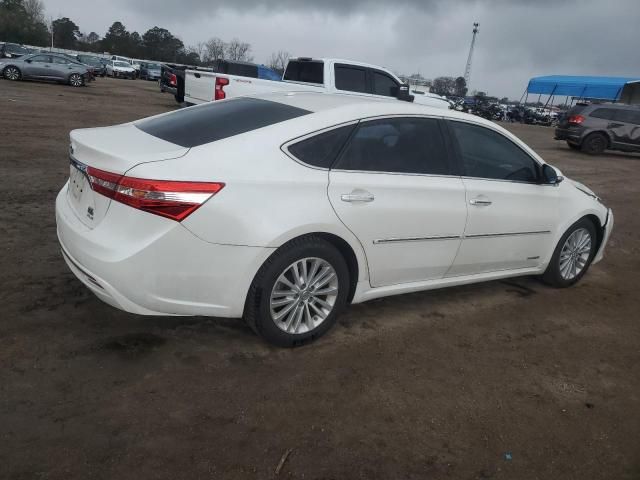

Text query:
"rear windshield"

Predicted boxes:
[[284, 60, 324, 84], [135, 97, 310, 148]]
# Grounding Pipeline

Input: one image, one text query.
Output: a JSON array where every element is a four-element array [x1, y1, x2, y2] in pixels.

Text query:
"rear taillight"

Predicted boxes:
[[168, 73, 177, 86], [214, 77, 229, 100], [86, 167, 224, 222], [568, 114, 585, 125]]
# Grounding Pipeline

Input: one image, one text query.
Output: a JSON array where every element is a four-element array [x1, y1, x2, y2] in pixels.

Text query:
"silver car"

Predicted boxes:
[[1, 53, 88, 87]]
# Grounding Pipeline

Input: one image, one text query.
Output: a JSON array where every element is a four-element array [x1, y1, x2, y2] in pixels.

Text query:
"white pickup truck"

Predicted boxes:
[[184, 57, 451, 109]]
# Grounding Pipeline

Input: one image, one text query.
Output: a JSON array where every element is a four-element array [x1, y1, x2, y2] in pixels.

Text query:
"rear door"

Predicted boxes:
[[50, 56, 74, 80], [327, 116, 467, 287]]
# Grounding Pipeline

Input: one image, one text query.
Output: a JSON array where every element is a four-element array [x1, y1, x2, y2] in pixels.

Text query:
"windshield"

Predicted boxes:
[[78, 56, 100, 65], [114, 61, 130, 68], [146, 63, 161, 70], [6, 44, 31, 54]]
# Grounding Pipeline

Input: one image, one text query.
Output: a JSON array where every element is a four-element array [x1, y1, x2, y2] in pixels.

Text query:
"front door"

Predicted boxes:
[[328, 117, 467, 287], [445, 120, 559, 276]]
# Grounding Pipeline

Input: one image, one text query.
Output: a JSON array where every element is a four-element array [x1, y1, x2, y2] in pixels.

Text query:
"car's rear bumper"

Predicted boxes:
[[55, 183, 273, 317], [593, 208, 613, 264]]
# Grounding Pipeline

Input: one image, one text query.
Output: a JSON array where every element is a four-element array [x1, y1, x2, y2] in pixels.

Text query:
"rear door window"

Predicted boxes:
[[135, 97, 310, 148], [334, 118, 451, 175], [335, 65, 368, 93], [283, 60, 324, 84], [590, 108, 618, 120], [287, 124, 356, 169]]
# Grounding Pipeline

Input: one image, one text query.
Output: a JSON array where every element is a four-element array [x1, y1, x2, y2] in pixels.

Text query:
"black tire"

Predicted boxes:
[[567, 142, 580, 150], [542, 218, 597, 288], [3, 65, 21, 81], [581, 132, 607, 155], [244, 236, 350, 347]]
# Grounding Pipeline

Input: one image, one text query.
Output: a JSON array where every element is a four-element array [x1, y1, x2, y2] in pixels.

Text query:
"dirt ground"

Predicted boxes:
[[1, 77, 639, 480]]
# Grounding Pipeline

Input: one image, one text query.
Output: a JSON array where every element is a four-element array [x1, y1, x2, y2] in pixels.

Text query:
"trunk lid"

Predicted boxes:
[[67, 123, 189, 229]]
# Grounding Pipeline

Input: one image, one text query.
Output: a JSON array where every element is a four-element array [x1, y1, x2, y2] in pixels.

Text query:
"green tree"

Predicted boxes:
[[431, 76, 456, 96], [52, 17, 79, 49], [142, 26, 184, 61], [0, 0, 49, 45], [102, 21, 130, 54], [454, 76, 468, 97]]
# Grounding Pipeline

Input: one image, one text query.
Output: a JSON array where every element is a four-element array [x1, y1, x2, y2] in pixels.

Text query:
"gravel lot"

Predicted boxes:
[[1, 77, 639, 480]]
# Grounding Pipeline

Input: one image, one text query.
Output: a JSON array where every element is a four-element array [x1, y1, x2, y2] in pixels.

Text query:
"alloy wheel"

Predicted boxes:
[[559, 228, 592, 280], [270, 257, 339, 334], [69, 74, 83, 87], [4, 67, 19, 80]]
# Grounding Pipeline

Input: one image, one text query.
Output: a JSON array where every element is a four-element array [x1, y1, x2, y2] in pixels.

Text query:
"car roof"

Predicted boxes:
[[247, 91, 495, 126]]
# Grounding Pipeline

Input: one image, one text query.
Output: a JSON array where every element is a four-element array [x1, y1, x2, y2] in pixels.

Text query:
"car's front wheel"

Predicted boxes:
[[3, 66, 21, 81], [69, 73, 84, 87], [542, 218, 597, 287], [244, 236, 350, 347]]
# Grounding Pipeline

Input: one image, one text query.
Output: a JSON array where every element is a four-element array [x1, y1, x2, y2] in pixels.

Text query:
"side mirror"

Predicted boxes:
[[542, 164, 563, 185], [396, 84, 414, 103], [25, 59, 32, 63]]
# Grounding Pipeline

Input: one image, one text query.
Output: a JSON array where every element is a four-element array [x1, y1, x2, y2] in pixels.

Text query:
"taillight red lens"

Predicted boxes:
[[168, 73, 177, 86], [214, 77, 229, 100], [568, 114, 585, 125], [86, 166, 224, 221]]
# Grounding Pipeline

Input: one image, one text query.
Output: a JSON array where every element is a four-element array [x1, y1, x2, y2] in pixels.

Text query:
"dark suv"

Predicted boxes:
[[555, 103, 640, 154]]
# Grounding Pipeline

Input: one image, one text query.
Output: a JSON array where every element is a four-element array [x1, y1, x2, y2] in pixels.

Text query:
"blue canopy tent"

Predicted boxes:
[[524, 75, 640, 106]]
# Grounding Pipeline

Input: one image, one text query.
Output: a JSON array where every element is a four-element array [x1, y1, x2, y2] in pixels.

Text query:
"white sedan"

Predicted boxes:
[[55, 92, 613, 346], [106, 60, 136, 79]]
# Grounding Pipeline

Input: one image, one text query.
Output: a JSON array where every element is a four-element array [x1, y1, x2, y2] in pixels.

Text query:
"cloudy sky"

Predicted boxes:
[[43, 0, 639, 98]]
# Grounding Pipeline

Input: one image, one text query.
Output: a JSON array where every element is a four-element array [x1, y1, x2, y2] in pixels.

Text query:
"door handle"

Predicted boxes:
[[341, 192, 375, 203], [469, 198, 492, 206], [194, 72, 201, 78]]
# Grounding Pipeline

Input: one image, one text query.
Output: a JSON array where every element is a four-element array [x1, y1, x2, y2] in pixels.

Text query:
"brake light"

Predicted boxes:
[[215, 77, 229, 100], [86, 167, 224, 221], [168, 73, 177, 86], [568, 114, 585, 125]]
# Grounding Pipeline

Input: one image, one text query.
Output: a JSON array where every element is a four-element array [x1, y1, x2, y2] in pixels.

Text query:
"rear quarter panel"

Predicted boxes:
[[124, 119, 370, 283]]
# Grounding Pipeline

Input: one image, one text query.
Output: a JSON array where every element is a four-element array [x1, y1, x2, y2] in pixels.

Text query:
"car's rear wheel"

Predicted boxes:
[[3, 66, 21, 81], [542, 218, 597, 288], [581, 132, 607, 155], [69, 73, 84, 87], [244, 236, 349, 347]]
